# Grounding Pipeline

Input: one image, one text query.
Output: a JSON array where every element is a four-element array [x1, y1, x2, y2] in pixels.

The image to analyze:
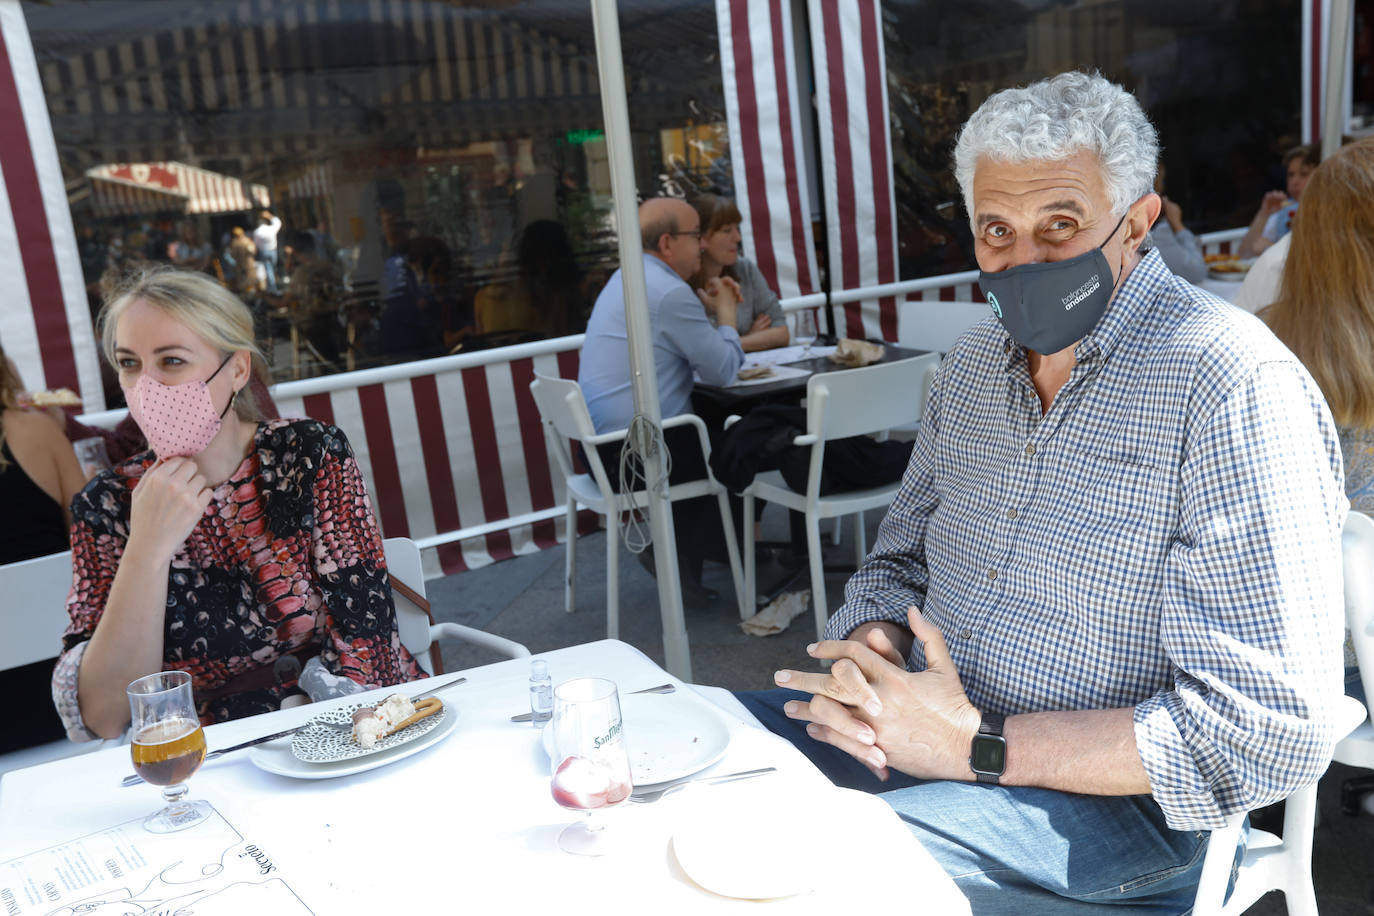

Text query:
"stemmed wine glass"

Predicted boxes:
[[547, 677, 633, 856], [127, 671, 210, 833]]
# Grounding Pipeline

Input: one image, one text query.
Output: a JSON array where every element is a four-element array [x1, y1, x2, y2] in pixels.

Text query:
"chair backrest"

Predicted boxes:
[[529, 373, 620, 498], [1191, 510, 1374, 915], [0, 551, 73, 672], [896, 299, 991, 354], [1343, 509, 1374, 709], [806, 353, 941, 442], [382, 537, 437, 676]]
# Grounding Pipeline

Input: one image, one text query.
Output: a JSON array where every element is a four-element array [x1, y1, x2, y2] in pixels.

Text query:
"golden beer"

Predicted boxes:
[[131, 718, 207, 786]]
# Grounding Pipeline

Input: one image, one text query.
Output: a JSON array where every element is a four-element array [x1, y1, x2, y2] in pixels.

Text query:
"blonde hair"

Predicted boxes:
[[1263, 138, 1374, 428], [0, 340, 21, 470], [99, 266, 266, 421]]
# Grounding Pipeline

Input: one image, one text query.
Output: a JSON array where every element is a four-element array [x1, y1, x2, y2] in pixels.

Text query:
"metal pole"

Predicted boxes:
[[1322, 0, 1353, 161], [588, 0, 692, 680]]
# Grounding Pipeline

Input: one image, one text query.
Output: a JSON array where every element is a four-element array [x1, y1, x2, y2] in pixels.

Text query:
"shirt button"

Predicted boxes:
[[1025, 443, 1036, 457], [1006, 507, 1017, 520], [960, 628, 973, 639], [987, 568, 997, 580]]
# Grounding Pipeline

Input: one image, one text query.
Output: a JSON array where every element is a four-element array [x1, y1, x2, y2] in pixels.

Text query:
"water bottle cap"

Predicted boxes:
[[531, 659, 548, 678]]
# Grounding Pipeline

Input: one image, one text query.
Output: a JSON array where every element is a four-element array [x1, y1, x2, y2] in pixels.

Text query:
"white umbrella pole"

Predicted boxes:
[[589, 0, 692, 680], [1322, 0, 1352, 161]]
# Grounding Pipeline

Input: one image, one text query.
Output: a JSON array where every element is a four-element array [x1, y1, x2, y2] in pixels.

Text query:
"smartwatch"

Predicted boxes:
[[969, 712, 1006, 785]]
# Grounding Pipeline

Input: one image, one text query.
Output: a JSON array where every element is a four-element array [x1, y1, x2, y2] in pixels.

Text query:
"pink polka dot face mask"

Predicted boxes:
[[122, 355, 236, 458]]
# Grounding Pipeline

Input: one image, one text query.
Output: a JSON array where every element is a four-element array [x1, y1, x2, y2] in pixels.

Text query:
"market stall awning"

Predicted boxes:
[[83, 162, 270, 217]]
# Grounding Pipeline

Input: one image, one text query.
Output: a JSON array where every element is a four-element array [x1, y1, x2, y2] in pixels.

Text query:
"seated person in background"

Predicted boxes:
[[227, 226, 258, 294], [55, 267, 423, 742], [688, 193, 788, 351], [377, 235, 450, 361], [737, 72, 1345, 911], [1147, 161, 1205, 283], [1, 343, 86, 752], [1261, 137, 1374, 701], [1237, 142, 1318, 258], [579, 198, 744, 605], [474, 220, 583, 339]]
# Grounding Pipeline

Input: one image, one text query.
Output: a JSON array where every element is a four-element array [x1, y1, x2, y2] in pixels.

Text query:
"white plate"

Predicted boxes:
[[671, 781, 817, 899], [290, 698, 447, 762], [542, 692, 730, 786], [250, 703, 459, 779]]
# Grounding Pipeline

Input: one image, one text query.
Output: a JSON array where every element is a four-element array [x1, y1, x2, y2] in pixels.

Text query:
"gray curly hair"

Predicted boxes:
[[953, 71, 1158, 222]]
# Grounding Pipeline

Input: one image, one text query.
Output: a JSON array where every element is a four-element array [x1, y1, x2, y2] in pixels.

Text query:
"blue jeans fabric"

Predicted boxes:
[[736, 688, 1227, 914]]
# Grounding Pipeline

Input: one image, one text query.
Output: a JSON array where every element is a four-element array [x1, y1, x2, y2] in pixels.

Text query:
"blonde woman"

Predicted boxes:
[[688, 193, 789, 352], [54, 267, 423, 741], [1261, 137, 1374, 698]]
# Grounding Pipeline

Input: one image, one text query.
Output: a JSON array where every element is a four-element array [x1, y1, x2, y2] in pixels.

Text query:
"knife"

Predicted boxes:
[[121, 676, 467, 787], [509, 682, 677, 722]]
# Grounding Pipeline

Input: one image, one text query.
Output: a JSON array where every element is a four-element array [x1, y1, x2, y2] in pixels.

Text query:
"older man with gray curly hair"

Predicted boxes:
[[737, 71, 1345, 912]]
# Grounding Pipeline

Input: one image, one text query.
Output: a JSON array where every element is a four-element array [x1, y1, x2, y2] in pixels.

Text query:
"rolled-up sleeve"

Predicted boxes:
[[1135, 360, 1346, 829]]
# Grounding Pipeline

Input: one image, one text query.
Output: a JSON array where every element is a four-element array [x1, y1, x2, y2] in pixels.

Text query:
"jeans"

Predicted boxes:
[[737, 689, 1230, 915]]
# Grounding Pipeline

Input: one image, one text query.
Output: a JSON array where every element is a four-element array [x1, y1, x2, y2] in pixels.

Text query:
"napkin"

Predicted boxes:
[[740, 589, 809, 636], [827, 338, 885, 367]]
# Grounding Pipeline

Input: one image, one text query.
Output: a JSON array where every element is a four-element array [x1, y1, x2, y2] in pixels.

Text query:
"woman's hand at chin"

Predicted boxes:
[[128, 456, 213, 563]]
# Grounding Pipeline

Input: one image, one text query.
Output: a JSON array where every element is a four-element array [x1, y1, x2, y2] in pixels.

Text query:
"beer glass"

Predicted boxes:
[[547, 677, 633, 855], [127, 671, 210, 833]]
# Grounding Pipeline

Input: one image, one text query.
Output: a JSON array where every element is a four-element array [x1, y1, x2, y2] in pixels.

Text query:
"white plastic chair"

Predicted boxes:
[[896, 298, 991, 354], [1190, 509, 1374, 916], [0, 551, 114, 775], [1333, 510, 1374, 811], [382, 537, 530, 673], [528, 374, 747, 637], [740, 354, 940, 639]]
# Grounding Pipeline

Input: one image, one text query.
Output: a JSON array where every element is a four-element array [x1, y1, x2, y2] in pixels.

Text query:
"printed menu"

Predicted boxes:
[[0, 804, 312, 915]]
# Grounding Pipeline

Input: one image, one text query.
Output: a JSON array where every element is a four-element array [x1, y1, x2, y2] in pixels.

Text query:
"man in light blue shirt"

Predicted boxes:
[[579, 197, 745, 601]]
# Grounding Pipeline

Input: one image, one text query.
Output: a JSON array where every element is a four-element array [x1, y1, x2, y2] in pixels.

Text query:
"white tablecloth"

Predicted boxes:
[[0, 639, 968, 912]]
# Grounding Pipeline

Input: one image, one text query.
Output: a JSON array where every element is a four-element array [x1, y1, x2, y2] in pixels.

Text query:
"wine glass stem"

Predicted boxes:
[[584, 810, 603, 834], [163, 783, 188, 805]]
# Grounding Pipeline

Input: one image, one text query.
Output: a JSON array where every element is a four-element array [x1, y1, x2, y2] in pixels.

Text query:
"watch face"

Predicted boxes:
[[970, 735, 1006, 774]]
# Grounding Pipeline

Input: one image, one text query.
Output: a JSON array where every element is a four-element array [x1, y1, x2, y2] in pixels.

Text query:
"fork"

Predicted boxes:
[[628, 766, 776, 803]]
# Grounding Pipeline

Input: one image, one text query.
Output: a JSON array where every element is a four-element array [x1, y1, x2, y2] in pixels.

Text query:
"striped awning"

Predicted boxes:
[[83, 162, 271, 216]]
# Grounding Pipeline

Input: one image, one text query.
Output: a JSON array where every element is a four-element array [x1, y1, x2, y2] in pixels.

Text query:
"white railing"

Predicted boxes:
[[79, 229, 1251, 577]]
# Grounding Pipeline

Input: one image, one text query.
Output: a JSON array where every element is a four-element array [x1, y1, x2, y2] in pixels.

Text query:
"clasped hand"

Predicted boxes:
[[129, 457, 213, 561], [774, 608, 982, 782]]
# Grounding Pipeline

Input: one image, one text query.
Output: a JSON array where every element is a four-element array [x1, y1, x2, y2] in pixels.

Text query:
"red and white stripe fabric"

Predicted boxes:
[[270, 346, 584, 578], [808, 0, 899, 342], [715, 0, 819, 301], [0, 0, 104, 408], [85, 162, 270, 215]]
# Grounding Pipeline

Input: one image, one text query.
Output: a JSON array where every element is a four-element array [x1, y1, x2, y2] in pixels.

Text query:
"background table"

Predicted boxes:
[[0, 640, 969, 912]]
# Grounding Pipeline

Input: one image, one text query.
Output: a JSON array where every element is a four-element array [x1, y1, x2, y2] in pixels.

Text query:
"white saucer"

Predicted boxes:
[[250, 703, 459, 779]]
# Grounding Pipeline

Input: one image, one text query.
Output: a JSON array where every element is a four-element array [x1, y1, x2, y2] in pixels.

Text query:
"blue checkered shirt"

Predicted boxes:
[[828, 250, 1347, 830]]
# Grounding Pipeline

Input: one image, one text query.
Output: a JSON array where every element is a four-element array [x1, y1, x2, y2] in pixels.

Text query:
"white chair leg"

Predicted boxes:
[[853, 511, 867, 568], [715, 489, 748, 621], [1280, 786, 1320, 916], [807, 514, 829, 640], [831, 516, 842, 546], [564, 496, 578, 615], [743, 492, 757, 620], [605, 518, 620, 641]]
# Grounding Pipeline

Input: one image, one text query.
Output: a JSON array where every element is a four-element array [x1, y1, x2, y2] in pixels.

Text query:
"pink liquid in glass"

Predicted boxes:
[[551, 755, 632, 811]]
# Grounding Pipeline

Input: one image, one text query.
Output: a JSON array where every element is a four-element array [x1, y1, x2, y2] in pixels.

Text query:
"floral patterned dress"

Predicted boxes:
[[53, 418, 424, 739]]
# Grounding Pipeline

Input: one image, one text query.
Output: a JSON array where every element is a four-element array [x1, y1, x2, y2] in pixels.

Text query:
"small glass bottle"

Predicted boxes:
[[528, 659, 553, 726]]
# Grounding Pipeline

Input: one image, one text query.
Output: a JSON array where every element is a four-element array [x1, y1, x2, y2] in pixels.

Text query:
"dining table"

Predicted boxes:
[[0, 639, 970, 912]]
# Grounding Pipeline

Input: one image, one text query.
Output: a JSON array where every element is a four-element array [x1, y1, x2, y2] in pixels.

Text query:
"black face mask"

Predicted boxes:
[[978, 210, 1129, 355]]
